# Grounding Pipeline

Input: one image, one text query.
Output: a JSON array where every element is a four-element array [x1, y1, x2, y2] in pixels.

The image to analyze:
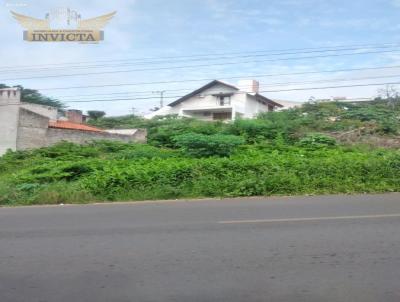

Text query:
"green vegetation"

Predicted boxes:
[[298, 133, 337, 150], [87, 110, 106, 120], [174, 133, 244, 157], [2, 99, 400, 206], [88, 114, 146, 129]]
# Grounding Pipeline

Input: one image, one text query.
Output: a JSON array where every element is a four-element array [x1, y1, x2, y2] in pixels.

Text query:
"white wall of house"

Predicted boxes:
[[170, 84, 270, 120], [171, 83, 237, 114], [243, 95, 270, 118], [145, 80, 279, 120], [232, 92, 248, 118], [182, 111, 216, 121]]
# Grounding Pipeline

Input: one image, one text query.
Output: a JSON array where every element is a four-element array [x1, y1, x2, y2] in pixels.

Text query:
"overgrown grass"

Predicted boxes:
[[3, 100, 400, 206], [1, 140, 400, 206]]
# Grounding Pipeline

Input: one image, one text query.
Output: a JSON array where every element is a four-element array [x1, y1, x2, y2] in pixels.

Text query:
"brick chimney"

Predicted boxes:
[[238, 79, 260, 94], [66, 109, 83, 124]]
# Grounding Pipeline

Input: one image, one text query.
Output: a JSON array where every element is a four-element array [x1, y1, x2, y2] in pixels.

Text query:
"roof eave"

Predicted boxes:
[[168, 80, 239, 107], [254, 93, 284, 107]]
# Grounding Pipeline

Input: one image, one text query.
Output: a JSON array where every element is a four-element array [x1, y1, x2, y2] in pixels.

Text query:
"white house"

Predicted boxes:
[[146, 79, 283, 121]]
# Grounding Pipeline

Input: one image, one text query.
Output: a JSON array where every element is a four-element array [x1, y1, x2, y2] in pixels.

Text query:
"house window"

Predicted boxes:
[[217, 95, 231, 106]]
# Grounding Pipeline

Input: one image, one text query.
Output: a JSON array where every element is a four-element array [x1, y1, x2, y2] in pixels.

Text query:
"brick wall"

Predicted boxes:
[[16, 108, 49, 150], [10, 106, 147, 153], [45, 128, 146, 146], [20, 102, 58, 121]]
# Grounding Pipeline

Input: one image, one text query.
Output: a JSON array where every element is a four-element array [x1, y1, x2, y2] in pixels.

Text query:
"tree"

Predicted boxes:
[[377, 85, 400, 109], [0, 84, 65, 109], [87, 110, 106, 120]]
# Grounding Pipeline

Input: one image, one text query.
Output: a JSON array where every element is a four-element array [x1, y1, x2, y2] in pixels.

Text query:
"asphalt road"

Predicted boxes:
[[1, 194, 400, 302]]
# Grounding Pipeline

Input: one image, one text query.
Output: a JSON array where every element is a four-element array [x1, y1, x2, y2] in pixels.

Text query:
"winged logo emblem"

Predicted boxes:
[[11, 11, 50, 30], [11, 9, 116, 42]]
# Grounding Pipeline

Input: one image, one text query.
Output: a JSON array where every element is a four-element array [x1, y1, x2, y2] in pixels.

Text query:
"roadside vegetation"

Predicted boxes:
[[2, 99, 400, 206]]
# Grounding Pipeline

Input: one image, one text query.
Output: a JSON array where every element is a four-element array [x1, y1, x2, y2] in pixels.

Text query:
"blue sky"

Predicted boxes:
[[1, 0, 400, 115]]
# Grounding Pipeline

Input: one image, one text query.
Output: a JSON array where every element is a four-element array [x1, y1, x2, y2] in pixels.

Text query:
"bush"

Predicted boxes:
[[2, 141, 400, 205], [87, 114, 146, 129], [298, 134, 337, 149], [228, 119, 273, 143], [377, 120, 398, 135], [79, 146, 400, 201], [13, 160, 100, 184], [341, 107, 393, 122], [147, 118, 229, 147], [173, 133, 245, 157], [111, 145, 179, 160]]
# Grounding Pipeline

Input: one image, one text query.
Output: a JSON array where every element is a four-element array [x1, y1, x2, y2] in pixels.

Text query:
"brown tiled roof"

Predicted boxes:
[[48, 121, 104, 132]]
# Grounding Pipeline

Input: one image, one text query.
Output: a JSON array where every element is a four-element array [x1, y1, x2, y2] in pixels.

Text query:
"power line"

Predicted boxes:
[[60, 81, 400, 104], [264, 81, 400, 93], [2, 48, 400, 81], [37, 65, 400, 91], [55, 73, 400, 100], [253, 73, 400, 88], [0, 96, 376, 107], [1, 41, 399, 71], [2, 44, 400, 74]]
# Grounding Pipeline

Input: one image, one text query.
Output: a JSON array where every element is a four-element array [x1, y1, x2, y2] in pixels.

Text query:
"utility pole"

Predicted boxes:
[[152, 90, 166, 108]]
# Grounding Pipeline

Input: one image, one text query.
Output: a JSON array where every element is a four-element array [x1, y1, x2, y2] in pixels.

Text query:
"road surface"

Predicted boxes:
[[1, 194, 400, 302]]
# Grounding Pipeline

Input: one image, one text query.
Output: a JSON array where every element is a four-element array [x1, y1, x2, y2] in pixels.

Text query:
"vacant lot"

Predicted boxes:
[[2, 101, 400, 206]]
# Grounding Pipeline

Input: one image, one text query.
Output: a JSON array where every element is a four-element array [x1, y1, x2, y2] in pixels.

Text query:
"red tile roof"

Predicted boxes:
[[48, 121, 104, 132]]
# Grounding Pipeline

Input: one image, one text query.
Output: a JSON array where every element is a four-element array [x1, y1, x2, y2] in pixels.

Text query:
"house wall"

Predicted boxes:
[[66, 110, 84, 124], [184, 111, 215, 121], [232, 93, 247, 117], [161, 84, 271, 120], [171, 83, 238, 114], [0, 90, 147, 155], [17, 108, 50, 150], [45, 128, 146, 146], [0, 89, 21, 155], [16, 123, 147, 151], [16, 109, 146, 151], [147, 81, 284, 121], [242, 95, 270, 118], [20, 102, 58, 121]]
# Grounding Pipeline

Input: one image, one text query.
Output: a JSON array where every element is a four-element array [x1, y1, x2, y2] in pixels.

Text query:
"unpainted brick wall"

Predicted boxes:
[[15, 108, 147, 151], [16, 108, 49, 150], [45, 128, 146, 146]]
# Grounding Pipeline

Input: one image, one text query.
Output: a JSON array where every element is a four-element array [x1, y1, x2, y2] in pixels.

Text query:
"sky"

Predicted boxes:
[[1, 0, 400, 116]]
